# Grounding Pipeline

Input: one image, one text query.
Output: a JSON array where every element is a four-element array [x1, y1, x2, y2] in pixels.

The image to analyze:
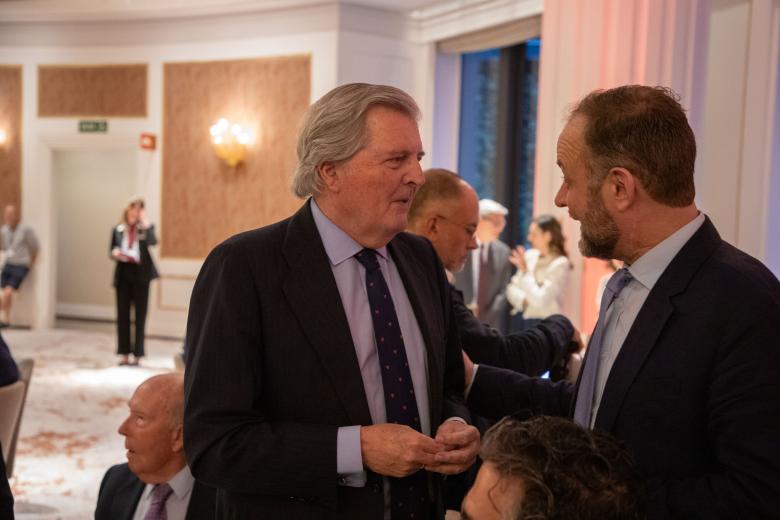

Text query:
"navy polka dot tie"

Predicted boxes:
[[354, 249, 428, 519]]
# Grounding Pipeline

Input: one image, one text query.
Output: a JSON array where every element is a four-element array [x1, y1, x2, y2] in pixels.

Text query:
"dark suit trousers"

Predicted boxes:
[[115, 271, 150, 357]]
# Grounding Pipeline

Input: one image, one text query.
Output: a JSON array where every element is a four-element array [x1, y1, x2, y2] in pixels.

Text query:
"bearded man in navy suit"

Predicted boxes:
[[465, 85, 780, 519]]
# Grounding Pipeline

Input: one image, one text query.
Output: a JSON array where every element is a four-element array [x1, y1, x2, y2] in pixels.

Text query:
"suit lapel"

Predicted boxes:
[[595, 217, 722, 431], [281, 201, 373, 426], [112, 471, 145, 520], [388, 236, 444, 430]]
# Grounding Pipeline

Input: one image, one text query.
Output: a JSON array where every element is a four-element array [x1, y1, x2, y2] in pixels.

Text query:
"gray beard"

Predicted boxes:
[[578, 204, 619, 260]]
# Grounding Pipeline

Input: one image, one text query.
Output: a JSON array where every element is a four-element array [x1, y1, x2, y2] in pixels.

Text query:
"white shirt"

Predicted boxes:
[[132, 466, 195, 520], [118, 224, 142, 263], [505, 249, 569, 319], [589, 212, 705, 426]]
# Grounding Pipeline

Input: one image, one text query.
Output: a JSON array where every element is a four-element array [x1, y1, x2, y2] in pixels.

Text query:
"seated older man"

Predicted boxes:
[[95, 373, 215, 520], [462, 415, 642, 520]]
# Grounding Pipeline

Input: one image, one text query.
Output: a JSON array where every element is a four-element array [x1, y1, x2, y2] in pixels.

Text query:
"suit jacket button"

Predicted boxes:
[[338, 477, 346, 485], [371, 482, 382, 494]]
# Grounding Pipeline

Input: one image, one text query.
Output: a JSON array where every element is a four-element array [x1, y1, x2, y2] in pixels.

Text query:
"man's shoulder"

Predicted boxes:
[[209, 214, 295, 259], [390, 231, 438, 261], [667, 233, 780, 320], [101, 462, 138, 487], [392, 230, 431, 249], [705, 241, 780, 301]]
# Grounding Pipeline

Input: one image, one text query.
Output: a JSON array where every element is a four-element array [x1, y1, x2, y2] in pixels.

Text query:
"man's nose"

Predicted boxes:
[[118, 417, 129, 436], [554, 184, 567, 207], [406, 160, 425, 187]]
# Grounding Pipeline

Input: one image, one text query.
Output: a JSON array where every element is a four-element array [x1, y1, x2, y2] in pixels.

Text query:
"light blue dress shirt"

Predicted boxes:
[[589, 212, 705, 425], [132, 465, 194, 520], [310, 199, 431, 488]]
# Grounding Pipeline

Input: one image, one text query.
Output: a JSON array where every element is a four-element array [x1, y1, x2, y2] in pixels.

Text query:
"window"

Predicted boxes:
[[457, 38, 540, 247]]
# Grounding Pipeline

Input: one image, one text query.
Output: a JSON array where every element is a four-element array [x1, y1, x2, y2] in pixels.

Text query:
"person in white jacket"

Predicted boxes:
[[506, 214, 570, 328]]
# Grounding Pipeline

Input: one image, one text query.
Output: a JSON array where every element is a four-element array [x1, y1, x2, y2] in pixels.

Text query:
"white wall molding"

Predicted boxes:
[[56, 303, 115, 321], [410, 0, 542, 43], [0, 0, 328, 23], [0, 4, 338, 47]]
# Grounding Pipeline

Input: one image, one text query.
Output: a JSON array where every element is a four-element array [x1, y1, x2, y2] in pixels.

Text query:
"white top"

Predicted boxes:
[[589, 212, 705, 426], [117, 224, 142, 263], [0, 223, 38, 266], [505, 249, 569, 319], [132, 465, 195, 520]]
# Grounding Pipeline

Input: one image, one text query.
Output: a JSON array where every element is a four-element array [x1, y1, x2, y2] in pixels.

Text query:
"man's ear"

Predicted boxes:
[[424, 215, 440, 237], [318, 162, 341, 193], [606, 167, 637, 211], [171, 424, 184, 453]]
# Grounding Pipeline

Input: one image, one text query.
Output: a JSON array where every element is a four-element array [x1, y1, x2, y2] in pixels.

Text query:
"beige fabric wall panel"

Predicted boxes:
[[162, 55, 310, 259], [0, 66, 22, 212], [38, 64, 147, 117]]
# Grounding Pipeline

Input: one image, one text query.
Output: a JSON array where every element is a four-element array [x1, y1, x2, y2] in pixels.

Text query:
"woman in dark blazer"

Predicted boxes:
[[110, 198, 158, 366]]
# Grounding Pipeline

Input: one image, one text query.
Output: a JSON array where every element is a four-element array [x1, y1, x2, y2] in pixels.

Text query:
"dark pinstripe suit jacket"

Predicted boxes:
[[468, 217, 780, 519], [184, 200, 469, 519]]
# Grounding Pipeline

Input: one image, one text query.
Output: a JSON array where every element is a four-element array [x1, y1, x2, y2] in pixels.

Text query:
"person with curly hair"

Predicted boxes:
[[461, 415, 642, 520]]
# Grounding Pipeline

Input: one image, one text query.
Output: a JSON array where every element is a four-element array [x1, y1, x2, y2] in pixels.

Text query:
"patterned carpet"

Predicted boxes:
[[2, 328, 182, 519]]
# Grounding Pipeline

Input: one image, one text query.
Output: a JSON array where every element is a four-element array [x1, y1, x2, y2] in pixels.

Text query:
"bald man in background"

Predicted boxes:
[[96, 373, 215, 520], [407, 168, 579, 380]]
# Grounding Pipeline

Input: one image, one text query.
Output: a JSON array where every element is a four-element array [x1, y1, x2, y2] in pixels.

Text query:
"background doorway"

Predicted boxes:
[[52, 149, 137, 322]]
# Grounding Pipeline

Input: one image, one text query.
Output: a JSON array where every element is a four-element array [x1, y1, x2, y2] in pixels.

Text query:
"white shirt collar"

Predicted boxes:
[[627, 212, 705, 291], [141, 465, 194, 502], [310, 198, 388, 266]]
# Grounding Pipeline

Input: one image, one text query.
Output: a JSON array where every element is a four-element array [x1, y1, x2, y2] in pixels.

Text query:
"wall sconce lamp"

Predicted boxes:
[[209, 118, 253, 167], [0, 129, 7, 149]]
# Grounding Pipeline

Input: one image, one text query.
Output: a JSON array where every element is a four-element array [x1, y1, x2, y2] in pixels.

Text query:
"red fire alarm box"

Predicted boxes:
[[140, 133, 156, 150]]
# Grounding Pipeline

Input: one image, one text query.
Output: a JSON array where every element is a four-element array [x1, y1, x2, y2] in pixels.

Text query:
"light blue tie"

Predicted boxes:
[[573, 268, 633, 427]]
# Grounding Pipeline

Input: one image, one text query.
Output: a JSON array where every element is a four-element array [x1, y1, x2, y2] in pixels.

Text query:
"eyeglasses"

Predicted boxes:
[[436, 214, 478, 237]]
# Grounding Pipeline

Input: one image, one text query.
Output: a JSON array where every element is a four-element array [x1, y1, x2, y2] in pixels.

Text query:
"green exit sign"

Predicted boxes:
[[78, 120, 108, 133]]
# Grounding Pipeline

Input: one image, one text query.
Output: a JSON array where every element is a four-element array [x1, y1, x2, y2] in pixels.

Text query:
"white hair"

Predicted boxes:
[[291, 83, 420, 198], [479, 198, 508, 217]]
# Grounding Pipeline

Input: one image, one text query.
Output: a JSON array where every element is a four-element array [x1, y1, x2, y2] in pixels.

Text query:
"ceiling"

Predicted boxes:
[[0, 0, 450, 22]]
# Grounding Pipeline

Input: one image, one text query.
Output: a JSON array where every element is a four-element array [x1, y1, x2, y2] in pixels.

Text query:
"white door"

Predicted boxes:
[[53, 149, 137, 321]]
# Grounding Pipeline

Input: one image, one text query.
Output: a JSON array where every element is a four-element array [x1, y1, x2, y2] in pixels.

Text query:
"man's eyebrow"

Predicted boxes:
[[383, 149, 426, 157]]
